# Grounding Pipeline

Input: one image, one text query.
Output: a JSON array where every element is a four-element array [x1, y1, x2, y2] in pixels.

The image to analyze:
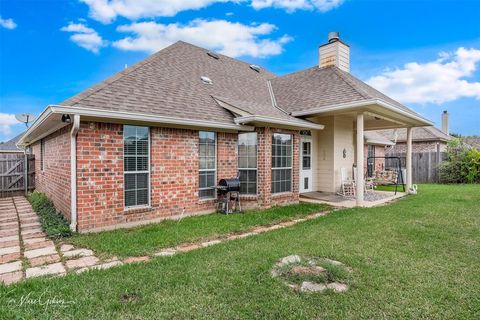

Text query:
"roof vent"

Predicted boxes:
[[328, 31, 340, 43], [249, 64, 261, 72], [207, 51, 219, 59], [201, 76, 213, 85]]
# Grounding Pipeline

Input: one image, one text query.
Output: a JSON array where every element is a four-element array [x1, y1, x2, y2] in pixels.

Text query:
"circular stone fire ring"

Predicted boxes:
[[271, 255, 352, 293]]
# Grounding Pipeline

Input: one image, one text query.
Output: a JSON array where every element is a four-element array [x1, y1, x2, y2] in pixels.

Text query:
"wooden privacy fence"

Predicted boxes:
[[0, 154, 35, 198], [385, 151, 447, 183]]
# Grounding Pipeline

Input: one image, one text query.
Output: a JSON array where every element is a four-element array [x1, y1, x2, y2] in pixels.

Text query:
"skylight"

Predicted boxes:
[[207, 51, 220, 59], [249, 64, 261, 72], [201, 76, 213, 85]]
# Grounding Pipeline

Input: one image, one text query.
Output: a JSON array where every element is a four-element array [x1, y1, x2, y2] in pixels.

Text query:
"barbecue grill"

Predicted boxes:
[[216, 178, 242, 214]]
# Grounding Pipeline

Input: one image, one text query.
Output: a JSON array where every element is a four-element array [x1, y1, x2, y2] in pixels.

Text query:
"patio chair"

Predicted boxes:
[[354, 167, 375, 193], [339, 167, 356, 197]]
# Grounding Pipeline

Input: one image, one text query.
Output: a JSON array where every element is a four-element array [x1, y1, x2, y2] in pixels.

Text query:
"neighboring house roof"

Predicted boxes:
[[364, 131, 395, 146], [376, 127, 451, 143], [270, 66, 426, 121], [0, 132, 24, 153], [464, 137, 480, 150]]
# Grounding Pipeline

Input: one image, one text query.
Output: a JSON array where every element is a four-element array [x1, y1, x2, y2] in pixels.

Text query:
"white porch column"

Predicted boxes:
[[406, 127, 413, 190], [356, 112, 364, 206]]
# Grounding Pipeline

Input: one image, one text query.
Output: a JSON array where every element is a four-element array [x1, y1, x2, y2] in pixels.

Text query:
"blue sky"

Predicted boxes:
[[1, 0, 479, 141]]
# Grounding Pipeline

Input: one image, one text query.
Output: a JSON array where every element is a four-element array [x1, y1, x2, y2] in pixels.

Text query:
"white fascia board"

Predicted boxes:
[[19, 105, 254, 146], [234, 115, 324, 130], [291, 99, 433, 126], [365, 138, 395, 146]]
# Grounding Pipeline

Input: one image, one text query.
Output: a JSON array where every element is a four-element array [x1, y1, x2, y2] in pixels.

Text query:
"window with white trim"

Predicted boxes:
[[124, 125, 149, 208], [272, 133, 292, 193], [238, 132, 257, 195], [199, 131, 216, 199]]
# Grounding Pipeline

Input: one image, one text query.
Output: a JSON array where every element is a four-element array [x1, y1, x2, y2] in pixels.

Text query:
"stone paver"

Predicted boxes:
[[60, 244, 74, 252], [26, 262, 66, 278], [154, 248, 177, 256], [76, 260, 123, 274], [24, 239, 55, 251], [65, 256, 100, 270], [0, 245, 20, 256], [63, 248, 94, 258], [29, 254, 61, 267], [24, 246, 57, 259], [0, 260, 22, 274], [124, 256, 150, 264], [0, 271, 23, 285]]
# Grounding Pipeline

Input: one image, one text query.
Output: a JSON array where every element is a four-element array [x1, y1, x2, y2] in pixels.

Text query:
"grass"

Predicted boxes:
[[66, 202, 331, 258], [1, 184, 479, 319], [374, 184, 406, 192]]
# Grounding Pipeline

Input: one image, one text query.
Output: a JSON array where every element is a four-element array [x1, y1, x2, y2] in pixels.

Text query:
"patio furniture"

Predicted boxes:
[[353, 167, 375, 193]]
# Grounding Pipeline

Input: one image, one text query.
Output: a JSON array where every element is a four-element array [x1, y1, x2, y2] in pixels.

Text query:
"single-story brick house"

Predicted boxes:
[[376, 111, 452, 154], [18, 33, 432, 232], [0, 133, 24, 157]]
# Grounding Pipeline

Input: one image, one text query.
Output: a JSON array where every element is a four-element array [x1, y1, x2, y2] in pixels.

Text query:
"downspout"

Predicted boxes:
[[70, 114, 80, 232]]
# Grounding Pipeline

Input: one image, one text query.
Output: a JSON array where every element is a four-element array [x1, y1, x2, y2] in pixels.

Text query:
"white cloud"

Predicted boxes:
[[80, 0, 235, 23], [113, 19, 292, 58], [366, 47, 480, 104], [61, 22, 106, 53], [0, 113, 18, 135], [251, 0, 344, 12], [0, 16, 17, 29]]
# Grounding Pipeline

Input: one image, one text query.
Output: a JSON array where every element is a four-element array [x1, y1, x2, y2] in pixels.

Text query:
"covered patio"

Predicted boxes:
[[294, 99, 433, 207]]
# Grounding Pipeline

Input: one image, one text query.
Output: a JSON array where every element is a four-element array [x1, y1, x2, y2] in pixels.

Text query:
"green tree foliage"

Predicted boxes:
[[439, 138, 480, 183]]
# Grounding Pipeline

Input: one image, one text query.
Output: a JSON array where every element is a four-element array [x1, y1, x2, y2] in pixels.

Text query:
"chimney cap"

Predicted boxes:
[[443, 110, 448, 114], [328, 31, 340, 42]]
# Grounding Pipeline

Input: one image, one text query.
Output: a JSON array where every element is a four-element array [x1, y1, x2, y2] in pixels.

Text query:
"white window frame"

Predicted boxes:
[[123, 125, 151, 209], [238, 132, 258, 195], [199, 131, 217, 200], [271, 133, 293, 194]]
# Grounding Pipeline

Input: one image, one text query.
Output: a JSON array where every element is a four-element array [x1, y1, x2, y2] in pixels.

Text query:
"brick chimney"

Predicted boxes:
[[319, 32, 350, 72], [441, 110, 449, 134]]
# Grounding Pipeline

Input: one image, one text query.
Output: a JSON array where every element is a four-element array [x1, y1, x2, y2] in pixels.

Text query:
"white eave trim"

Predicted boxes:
[[290, 99, 433, 126], [18, 105, 254, 146], [234, 115, 324, 130], [365, 138, 395, 146]]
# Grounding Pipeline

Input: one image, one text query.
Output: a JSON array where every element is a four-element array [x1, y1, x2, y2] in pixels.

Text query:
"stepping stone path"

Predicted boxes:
[[0, 196, 332, 285], [0, 196, 108, 285]]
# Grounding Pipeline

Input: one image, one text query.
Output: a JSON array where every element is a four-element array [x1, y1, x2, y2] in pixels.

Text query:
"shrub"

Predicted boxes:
[[27, 191, 72, 238], [439, 138, 480, 184]]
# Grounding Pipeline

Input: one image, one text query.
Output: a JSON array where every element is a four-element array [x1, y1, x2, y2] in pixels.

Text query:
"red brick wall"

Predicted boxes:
[[364, 144, 386, 176], [31, 125, 71, 219], [386, 141, 447, 154], [75, 122, 300, 232]]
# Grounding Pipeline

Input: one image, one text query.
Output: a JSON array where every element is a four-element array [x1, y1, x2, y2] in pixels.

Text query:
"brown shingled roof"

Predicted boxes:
[[61, 41, 286, 125], [270, 66, 426, 120], [376, 127, 451, 142]]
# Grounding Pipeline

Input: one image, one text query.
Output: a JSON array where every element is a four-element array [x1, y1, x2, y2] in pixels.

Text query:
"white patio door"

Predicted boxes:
[[300, 136, 313, 193]]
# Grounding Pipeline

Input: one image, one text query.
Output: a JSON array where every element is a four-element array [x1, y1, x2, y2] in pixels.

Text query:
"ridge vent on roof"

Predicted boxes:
[[200, 76, 213, 85], [207, 51, 220, 59], [249, 64, 261, 72]]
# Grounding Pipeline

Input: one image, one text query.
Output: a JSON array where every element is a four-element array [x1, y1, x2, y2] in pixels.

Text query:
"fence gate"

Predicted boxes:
[[0, 154, 35, 198]]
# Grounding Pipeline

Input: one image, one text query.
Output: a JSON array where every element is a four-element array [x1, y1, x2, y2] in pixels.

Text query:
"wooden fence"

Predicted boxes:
[[385, 151, 447, 183], [0, 154, 35, 198]]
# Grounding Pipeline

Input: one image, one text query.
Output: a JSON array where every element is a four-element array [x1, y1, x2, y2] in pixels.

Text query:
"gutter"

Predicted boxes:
[[234, 115, 324, 130], [290, 99, 433, 126], [70, 114, 80, 232], [18, 105, 255, 147]]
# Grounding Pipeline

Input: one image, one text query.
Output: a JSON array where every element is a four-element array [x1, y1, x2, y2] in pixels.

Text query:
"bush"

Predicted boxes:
[[27, 191, 72, 238], [439, 138, 480, 184]]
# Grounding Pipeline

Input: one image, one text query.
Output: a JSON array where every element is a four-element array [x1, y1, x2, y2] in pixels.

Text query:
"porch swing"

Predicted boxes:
[[367, 156, 406, 195]]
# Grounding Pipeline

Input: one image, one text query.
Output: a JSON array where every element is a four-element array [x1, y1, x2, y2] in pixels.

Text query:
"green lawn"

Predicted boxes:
[[66, 202, 331, 258], [1, 185, 479, 319]]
